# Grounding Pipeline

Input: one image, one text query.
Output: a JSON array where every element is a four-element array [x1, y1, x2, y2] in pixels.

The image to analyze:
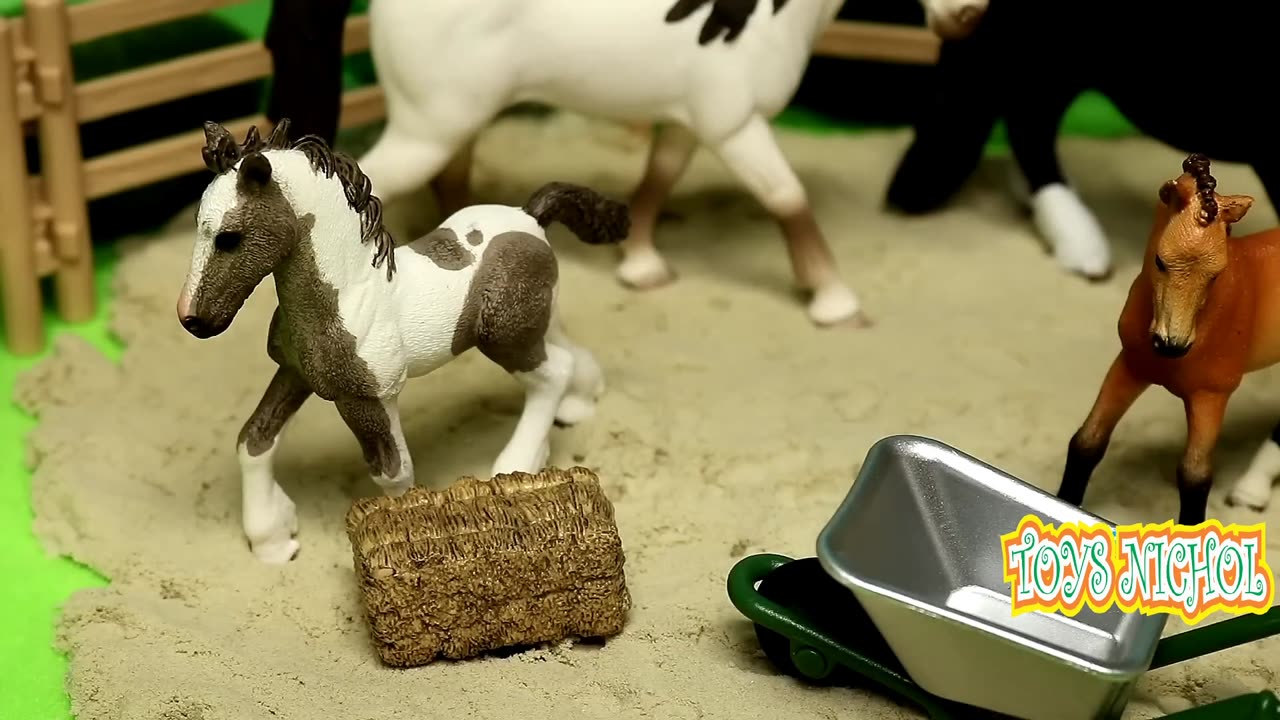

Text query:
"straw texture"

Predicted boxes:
[[345, 466, 631, 667]]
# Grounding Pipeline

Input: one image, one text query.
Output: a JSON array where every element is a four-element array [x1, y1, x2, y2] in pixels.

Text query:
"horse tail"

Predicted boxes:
[[521, 182, 630, 245]]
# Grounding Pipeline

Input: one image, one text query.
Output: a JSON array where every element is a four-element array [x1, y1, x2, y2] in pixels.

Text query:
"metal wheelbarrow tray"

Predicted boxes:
[[728, 435, 1280, 720]]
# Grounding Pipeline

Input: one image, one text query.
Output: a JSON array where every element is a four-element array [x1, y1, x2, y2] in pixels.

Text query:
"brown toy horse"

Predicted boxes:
[[1057, 153, 1280, 525]]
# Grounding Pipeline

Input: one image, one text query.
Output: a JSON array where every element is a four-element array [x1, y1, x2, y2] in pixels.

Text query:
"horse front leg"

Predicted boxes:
[[707, 113, 866, 327], [335, 395, 415, 497], [616, 123, 698, 290], [1178, 392, 1230, 526], [1227, 419, 1280, 511], [238, 367, 312, 563], [1058, 354, 1149, 507]]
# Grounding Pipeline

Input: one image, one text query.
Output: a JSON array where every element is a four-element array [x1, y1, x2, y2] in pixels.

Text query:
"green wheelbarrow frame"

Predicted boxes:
[[728, 553, 1280, 720]]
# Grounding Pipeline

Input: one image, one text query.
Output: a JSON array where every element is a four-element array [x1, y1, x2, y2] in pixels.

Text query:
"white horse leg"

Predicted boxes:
[[237, 367, 311, 564], [1228, 433, 1280, 511], [547, 309, 605, 426], [335, 395, 415, 496], [492, 343, 574, 475], [429, 139, 476, 218], [617, 123, 698, 289], [1031, 183, 1112, 280], [705, 114, 866, 327]]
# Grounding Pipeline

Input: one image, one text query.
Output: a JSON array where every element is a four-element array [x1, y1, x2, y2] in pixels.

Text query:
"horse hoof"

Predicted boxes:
[[1226, 491, 1269, 513], [808, 285, 866, 328], [555, 394, 597, 426], [616, 249, 675, 290], [252, 538, 301, 564]]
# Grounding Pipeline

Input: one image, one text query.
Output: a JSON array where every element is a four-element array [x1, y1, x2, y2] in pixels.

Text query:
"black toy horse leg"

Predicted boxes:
[[264, 0, 355, 145], [884, 100, 998, 215], [884, 41, 1001, 215], [1004, 87, 1078, 198], [1006, 85, 1112, 279]]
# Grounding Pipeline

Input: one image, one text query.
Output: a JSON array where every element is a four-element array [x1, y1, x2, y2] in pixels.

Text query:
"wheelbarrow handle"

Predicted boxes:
[[1160, 690, 1280, 719], [1149, 605, 1280, 670], [726, 553, 800, 636]]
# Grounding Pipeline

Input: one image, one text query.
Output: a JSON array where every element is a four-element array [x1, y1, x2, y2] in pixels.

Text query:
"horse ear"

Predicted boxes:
[[265, 118, 291, 149], [237, 152, 273, 189], [242, 125, 263, 154], [201, 121, 241, 174], [1220, 194, 1253, 226]]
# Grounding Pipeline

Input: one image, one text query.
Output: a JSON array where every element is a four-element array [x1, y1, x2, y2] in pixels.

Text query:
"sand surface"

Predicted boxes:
[[19, 112, 1280, 719]]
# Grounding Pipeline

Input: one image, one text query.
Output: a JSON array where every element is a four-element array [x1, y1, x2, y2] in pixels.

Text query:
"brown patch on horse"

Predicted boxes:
[[335, 397, 401, 480], [238, 367, 312, 456], [451, 232, 557, 373], [466, 229, 484, 246], [522, 181, 630, 245], [190, 155, 305, 332], [415, 227, 475, 270]]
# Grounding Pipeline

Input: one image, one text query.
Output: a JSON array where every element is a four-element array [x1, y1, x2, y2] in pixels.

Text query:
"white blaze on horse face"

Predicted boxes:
[[180, 171, 239, 319], [920, 0, 987, 39]]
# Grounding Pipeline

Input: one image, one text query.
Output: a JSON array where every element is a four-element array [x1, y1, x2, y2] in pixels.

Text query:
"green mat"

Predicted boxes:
[[0, 3, 1137, 718], [0, 249, 118, 720]]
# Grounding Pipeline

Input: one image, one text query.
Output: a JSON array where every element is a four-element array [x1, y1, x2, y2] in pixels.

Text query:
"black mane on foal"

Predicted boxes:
[[201, 118, 397, 280]]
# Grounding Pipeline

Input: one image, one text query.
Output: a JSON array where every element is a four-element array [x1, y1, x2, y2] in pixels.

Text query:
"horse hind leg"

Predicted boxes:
[[547, 308, 605, 427], [488, 338, 573, 475], [617, 123, 698, 290], [237, 367, 312, 564], [461, 233, 573, 475], [1227, 419, 1280, 511], [702, 113, 865, 327]]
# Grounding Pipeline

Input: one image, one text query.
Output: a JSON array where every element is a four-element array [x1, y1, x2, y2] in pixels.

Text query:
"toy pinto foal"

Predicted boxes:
[[1057, 153, 1279, 525], [177, 120, 628, 563]]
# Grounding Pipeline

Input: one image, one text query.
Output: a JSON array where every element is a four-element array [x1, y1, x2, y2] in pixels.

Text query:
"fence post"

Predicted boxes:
[[25, 0, 94, 325], [0, 19, 44, 355]]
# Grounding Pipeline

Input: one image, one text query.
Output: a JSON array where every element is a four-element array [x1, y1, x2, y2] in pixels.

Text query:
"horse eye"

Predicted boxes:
[[214, 231, 242, 252], [1155, 255, 1168, 272]]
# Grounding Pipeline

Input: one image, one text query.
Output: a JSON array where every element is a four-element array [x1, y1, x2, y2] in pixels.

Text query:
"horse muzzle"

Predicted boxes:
[[1151, 332, 1191, 358], [179, 314, 226, 339]]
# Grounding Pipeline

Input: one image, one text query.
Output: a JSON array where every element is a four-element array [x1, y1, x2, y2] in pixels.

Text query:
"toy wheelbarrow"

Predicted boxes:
[[728, 436, 1280, 720]]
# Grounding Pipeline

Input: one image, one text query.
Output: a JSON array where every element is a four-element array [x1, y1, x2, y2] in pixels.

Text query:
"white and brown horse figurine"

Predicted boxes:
[[177, 119, 629, 563], [356, 0, 986, 328]]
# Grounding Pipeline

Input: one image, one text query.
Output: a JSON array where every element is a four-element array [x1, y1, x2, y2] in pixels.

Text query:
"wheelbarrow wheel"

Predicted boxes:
[[751, 557, 849, 685], [753, 624, 800, 677]]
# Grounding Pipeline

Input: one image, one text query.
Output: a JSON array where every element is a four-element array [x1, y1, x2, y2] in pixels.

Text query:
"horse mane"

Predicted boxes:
[[1182, 153, 1218, 226], [201, 118, 397, 280]]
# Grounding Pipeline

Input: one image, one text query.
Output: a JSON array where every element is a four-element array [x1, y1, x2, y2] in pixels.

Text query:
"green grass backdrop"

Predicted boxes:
[[0, 2, 1135, 717]]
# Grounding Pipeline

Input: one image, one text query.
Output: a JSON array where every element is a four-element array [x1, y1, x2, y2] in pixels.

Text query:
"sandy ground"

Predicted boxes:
[[19, 112, 1280, 720]]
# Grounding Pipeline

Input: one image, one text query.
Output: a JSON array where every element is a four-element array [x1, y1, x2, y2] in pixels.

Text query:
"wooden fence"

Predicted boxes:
[[0, 0, 939, 356]]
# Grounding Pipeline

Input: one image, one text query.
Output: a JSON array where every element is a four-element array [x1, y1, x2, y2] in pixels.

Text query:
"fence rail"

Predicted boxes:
[[0, 4, 937, 355]]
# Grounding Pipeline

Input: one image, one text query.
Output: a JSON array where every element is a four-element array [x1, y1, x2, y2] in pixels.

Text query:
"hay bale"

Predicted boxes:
[[345, 466, 630, 667]]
